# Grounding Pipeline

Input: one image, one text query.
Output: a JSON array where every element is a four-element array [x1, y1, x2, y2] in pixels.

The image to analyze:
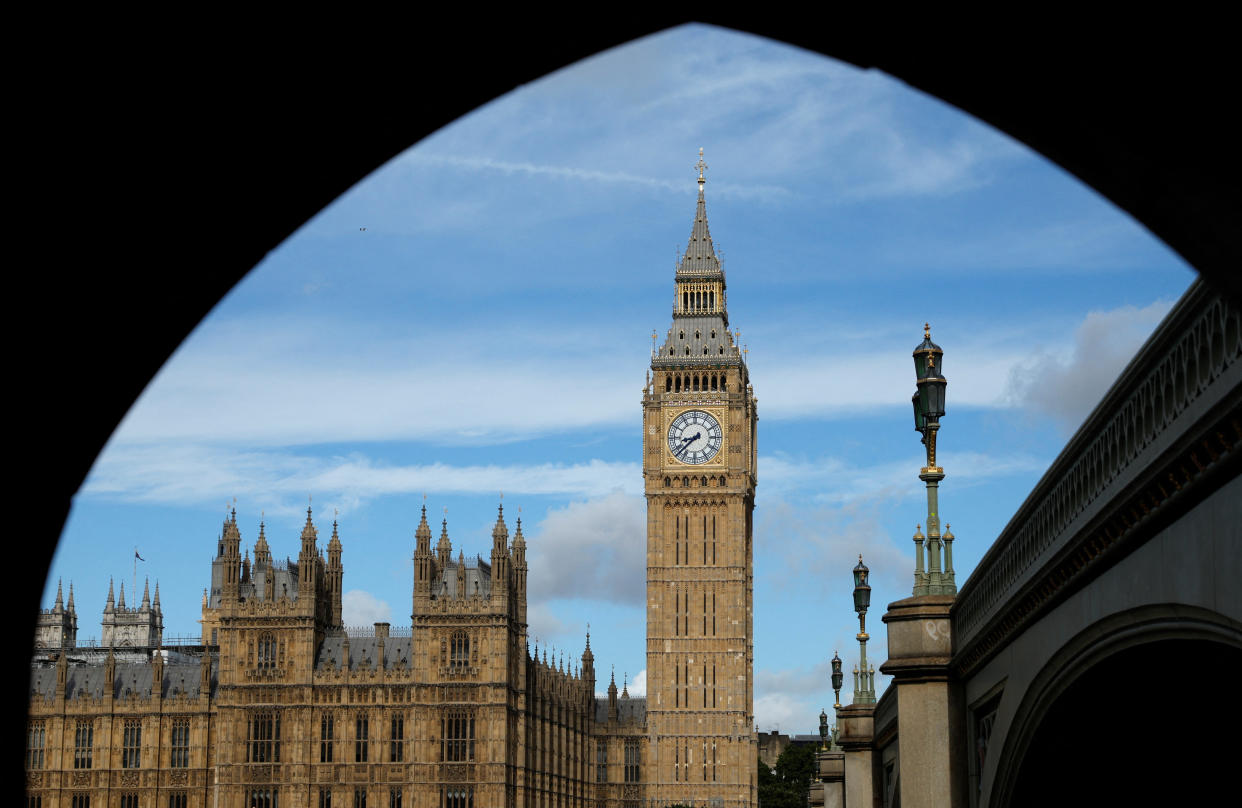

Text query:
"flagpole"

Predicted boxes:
[[133, 546, 137, 609]]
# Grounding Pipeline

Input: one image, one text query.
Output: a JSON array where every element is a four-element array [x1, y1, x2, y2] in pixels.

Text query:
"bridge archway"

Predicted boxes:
[[19, 20, 1238, 789], [992, 606, 1242, 807]]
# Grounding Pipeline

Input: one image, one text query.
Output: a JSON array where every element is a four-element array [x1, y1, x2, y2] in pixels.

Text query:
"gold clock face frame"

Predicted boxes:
[[666, 408, 725, 465]]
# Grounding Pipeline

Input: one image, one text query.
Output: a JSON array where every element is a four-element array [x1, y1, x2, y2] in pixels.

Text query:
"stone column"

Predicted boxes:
[[836, 702, 876, 808], [807, 749, 845, 808], [880, 594, 965, 808]]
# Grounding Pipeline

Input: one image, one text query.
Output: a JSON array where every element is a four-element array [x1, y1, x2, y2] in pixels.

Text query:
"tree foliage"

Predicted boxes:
[[758, 743, 818, 808]]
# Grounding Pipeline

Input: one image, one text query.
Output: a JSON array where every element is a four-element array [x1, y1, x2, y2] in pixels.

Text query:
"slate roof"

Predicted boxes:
[[677, 182, 723, 279], [315, 635, 415, 672], [656, 317, 741, 367], [431, 559, 492, 600], [595, 696, 647, 724], [29, 650, 218, 701]]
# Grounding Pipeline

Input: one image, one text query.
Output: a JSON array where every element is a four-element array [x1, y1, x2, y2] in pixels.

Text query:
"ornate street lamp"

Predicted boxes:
[[851, 555, 875, 704], [819, 708, 829, 750], [830, 651, 843, 708], [852, 557, 871, 616], [911, 323, 956, 596]]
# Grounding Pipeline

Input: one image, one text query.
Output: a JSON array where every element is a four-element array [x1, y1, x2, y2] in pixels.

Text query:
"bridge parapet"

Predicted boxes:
[[953, 279, 1241, 675]]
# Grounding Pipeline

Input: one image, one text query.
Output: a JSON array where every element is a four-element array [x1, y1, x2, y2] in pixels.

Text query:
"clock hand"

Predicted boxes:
[[673, 432, 702, 459]]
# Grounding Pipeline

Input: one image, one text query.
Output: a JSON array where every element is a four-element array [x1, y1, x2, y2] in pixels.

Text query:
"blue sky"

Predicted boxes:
[[45, 24, 1193, 732]]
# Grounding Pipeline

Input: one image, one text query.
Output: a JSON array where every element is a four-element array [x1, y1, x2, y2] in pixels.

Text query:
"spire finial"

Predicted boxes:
[[696, 147, 707, 187], [924, 322, 931, 339]]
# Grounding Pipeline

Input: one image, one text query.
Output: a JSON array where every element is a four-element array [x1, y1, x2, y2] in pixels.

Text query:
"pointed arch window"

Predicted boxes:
[[450, 631, 470, 669], [257, 632, 277, 672], [247, 712, 281, 763]]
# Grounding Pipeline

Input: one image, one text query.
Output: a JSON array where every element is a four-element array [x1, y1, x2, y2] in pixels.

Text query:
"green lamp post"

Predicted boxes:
[[831, 651, 843, 708], [852, 555, 875, 704], [911, 323, 955, 596]]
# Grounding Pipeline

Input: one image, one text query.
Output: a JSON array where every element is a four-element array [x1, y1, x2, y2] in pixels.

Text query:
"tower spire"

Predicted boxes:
[[679, 147, 723, 280], [655, 149, 732, 366]]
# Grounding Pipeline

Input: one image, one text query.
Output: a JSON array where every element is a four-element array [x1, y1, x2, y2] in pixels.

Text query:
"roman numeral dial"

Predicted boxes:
[[667, 410, 723, 465]]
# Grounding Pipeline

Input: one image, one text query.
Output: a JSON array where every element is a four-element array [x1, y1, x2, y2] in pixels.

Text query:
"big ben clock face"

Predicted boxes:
[[668, 410, 723, 465]]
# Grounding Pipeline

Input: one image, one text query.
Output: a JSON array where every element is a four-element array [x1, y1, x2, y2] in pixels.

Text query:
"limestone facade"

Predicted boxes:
[[29, 506, 647, 808], [642, 155, 758, 807]]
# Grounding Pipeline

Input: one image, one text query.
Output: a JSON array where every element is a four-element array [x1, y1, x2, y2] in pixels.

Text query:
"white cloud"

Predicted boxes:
[[526, 491, 647, 605], [758, 662, 832, 697], [342, 590, 391, 627], [754, 342, 1025, 419], [755, 692, 818, 733], [1006, 300, 1174, 431], [82, 444, 640, 515], [99, 309, 1039, 465], [627, 669, 646, 698], [754, 663, 841, 732], [106, 321, 648, 449]]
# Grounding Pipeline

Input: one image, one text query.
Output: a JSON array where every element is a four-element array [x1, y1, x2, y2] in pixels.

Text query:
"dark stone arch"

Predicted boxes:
[[19, 18, 1241, 776], [992, 605, 1242, 807]]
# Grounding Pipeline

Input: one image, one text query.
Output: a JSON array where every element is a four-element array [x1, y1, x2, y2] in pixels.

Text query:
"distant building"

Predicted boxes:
[[757, 731, 821, 769]]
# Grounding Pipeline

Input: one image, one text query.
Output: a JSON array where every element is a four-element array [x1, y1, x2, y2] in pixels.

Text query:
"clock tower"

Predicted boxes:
[[643, 150, 757, 807]]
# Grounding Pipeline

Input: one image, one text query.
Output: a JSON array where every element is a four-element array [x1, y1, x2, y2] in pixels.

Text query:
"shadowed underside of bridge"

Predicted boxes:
[[1009, 638, 1242, 806]]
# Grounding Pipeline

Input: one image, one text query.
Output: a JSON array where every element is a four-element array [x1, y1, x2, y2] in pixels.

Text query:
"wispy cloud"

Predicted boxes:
[[403, 24, 1022, 212], [103, 312, 1036, 457], [407, 154, 791, 203], [83, 445, 640, 516]]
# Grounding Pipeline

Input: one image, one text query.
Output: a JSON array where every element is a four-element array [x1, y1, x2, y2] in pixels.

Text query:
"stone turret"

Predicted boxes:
[[326, 512, 343, 629], [490, 503, 510, 591], [414, 504, 433, 596], [34, 578, 78, 649], [608, 668, 619, 722], [436, 518, 452, 572], [101, 576, 163, 648]]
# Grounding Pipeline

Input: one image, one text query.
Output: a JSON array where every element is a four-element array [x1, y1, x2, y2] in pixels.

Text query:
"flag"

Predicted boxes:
[[135, 550, 145, 562]]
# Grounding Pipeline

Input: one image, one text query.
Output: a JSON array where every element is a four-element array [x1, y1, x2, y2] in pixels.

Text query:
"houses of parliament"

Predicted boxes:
[[27, 154, 759, 808]]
